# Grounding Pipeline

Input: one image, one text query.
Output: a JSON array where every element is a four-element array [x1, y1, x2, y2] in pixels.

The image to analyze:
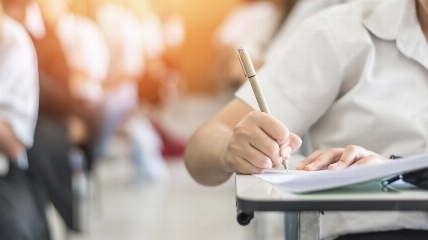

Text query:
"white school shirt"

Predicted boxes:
[[24, 2, 46, 40], [140, 12, 185, 59], [236, 0, 428, 239], [0, 17, 38, 172], [265, 0, 356, 61], [140, 13, 165, 59], [214, 1, 282, 60], [56, 13, 109, 102], [96, 3, 145, 78]]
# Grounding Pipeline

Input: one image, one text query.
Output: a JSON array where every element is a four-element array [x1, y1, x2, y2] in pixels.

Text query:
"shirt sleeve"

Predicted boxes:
[[235, 15, 345, 136], [0, 18, 39, 148]]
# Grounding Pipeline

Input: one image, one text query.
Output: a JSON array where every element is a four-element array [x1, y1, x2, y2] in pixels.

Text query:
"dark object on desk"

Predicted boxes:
[[383, 154, 428, 190], [402, 168, 428, 190]]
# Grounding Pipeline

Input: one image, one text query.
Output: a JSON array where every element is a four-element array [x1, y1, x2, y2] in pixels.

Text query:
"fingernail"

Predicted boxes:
[[283, 155, 290, 161], [306, 163, 314, 168], [282, 146, 292, 157]]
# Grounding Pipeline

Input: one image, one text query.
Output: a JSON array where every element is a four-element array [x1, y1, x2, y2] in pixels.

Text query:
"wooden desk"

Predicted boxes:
[[235, 155, 428, 240]]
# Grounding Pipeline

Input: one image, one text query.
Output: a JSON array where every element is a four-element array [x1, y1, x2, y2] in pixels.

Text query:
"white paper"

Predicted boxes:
[[252, 153, 428, 193]]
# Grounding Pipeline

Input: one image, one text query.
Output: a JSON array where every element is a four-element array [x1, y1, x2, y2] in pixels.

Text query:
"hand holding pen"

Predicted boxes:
[[237, 47, 301, 172]]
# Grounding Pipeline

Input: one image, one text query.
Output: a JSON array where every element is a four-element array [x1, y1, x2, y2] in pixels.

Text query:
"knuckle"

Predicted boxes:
[[259, 157, 272, 169], [313, 150, 324, 156], [332, 148, 344, 153], [283, 125, 289, 134], [313, 158, 323, 165], [346, 145, 358, 151], [233, 126, 250, 140], [226, 140, 239, 153], [247, 111, 260, 119], [233, 124, 246, 134], [265, 144, 278, 155], [324, 148, 334, 154], [272, 159, 282, 168]]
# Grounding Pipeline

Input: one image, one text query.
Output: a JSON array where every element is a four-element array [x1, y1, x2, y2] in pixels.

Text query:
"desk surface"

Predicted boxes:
[[236, 155, 428, 212]]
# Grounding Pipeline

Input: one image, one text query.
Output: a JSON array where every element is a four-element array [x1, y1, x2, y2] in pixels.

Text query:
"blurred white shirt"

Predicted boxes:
[[24, 1, 46, 40], [140, 12, 185, 59], [0, 17, 38, 148], [236, 0, 428, 239], [96, 3, 145, 78], [0, 17, 39, 171], [56, 13, 109, 102], [214, 1, 282, 60]]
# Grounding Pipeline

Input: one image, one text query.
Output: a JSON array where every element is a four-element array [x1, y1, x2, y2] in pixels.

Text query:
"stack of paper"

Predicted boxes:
[[253, 154, 428, 193]]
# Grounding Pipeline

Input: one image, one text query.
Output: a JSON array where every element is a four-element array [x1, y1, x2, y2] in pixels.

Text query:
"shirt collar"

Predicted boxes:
[[362, 0, 428, 69]]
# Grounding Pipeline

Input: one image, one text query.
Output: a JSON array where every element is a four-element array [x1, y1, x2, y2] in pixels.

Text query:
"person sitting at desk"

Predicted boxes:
[[0, 4, 44, 239], [185, 0, 428, 239]]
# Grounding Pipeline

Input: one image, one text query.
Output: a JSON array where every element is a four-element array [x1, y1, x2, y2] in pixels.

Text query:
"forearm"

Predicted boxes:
[[184, 121, 234, 186], [0, 120, 24, 159]]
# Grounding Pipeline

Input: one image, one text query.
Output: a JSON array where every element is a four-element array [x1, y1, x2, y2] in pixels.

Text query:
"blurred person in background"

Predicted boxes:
[[96, 0, 168, 183], [136, 0, 188, 158], [0, 2, 46, 239], [2, 0, 103, 231], [80, 0, 169, 182], [211, 0, 298, 89], [57, 0, 110, 170]]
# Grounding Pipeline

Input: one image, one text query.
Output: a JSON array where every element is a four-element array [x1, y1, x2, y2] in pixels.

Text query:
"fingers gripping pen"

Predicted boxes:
[[237, 47, 289, 173]]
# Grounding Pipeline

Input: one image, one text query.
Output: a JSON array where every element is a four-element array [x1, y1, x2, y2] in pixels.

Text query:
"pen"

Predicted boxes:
[[238, 47, 289, 173]]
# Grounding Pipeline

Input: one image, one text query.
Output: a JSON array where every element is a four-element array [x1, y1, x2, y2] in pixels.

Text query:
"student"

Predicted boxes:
[[0, 3, 46, 239], [3, 0, 102, 231], [137, 0, 188, 158], [94, 0, 169, 182], [185, 0, 428, 239]]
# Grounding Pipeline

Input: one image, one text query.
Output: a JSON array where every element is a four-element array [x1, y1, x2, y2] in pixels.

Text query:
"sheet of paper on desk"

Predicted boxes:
[[252, 153, 428, 193]]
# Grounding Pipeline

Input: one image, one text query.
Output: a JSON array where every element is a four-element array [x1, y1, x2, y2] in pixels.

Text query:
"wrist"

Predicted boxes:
[[219, 132, 234, 173]]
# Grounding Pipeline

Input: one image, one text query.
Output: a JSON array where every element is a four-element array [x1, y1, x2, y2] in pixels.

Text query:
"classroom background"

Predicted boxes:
[[0, 0, 293, 239]]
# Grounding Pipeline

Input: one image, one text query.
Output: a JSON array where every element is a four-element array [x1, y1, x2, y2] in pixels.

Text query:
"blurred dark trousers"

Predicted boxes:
[[27, 113, 75, 231], [0, 163, 50, 240]]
